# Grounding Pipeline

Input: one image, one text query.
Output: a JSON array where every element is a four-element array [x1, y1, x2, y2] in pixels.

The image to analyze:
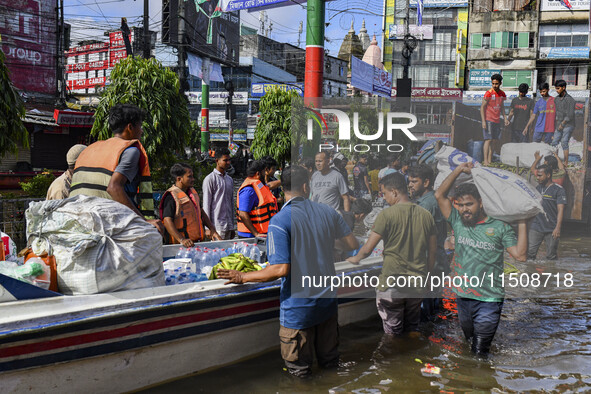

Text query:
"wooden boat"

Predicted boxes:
[[0, 240, 382, 393]]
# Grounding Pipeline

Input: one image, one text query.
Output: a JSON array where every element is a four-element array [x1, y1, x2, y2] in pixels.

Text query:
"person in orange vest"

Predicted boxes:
[[237, 160, 278, 238], [159, 163, 221, 247], [70, 104, 164, 235]]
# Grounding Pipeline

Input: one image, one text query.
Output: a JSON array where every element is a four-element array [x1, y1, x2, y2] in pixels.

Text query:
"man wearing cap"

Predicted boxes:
[[46, 144, 87, 200]]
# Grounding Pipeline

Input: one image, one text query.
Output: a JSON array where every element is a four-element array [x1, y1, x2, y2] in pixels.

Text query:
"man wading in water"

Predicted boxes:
[[435, 162, 527, 356]]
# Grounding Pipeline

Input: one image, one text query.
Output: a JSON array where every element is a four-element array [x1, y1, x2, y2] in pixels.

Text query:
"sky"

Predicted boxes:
[[63, 0, 385, 56]]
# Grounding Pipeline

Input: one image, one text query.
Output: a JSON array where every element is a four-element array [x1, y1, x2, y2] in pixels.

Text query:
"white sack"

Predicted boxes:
[[434, 146, 479, 190], [471, 167, 543, 222], [26, 195, 164, 295], [500, 142, 556, 168]]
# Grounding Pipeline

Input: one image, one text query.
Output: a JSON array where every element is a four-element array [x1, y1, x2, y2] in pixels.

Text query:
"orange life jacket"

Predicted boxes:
[[159, 185, 204, 243], [70, 137, 154, 218], [236, 178, 278, 235]]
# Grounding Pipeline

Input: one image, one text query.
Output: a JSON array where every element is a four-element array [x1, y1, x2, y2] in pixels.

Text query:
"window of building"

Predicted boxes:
[[501, 70, 532, 88], [339, 66, 344, 77], [482, 34, 491, 49], [425, 32, 453, 61], [539, 24, 589, 48], [553, 66, 578, 86], [473, 32, 531, 49]]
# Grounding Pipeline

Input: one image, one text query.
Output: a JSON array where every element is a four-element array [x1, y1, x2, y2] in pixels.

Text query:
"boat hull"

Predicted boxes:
[[0, 245, 382, 392]]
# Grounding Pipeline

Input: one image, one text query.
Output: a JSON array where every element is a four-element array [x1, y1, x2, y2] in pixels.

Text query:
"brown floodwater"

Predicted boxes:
[[141, 225, 591, 393]]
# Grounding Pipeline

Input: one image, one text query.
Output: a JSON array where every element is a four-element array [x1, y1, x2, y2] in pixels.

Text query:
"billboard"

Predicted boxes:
[[389, 24, 433, 40], [250, 82, 304, 97], [392, 87, 463, 100], [186, 91, 249, 105], [541, 0, 589, 10], [0, 0, 57, 94], [162, 0, 240, 66], [540, 47, 590, 59], [350, 56, 374, 94], [469, 69, 500, 87], [409, 0, 468, 7]]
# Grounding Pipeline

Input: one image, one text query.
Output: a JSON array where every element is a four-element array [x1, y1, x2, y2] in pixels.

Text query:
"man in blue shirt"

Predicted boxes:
[[218, 165, 358, 377]]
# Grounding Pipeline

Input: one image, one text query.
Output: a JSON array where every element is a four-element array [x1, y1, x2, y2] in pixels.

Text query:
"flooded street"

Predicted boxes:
[[142, 227, 591, 393]]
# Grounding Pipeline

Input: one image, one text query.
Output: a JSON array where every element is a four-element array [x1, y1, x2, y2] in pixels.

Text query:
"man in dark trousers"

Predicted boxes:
[[435, 162, 527, 356], [527, 164, 566, 260], [218, 166, 358, 377], [551, 80, 576, 164], [347, 173, 436, 337], [505, 83, 533, 143]]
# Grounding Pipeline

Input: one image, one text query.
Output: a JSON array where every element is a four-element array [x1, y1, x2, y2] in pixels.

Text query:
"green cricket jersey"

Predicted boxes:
[[448, 208, 517, 302]]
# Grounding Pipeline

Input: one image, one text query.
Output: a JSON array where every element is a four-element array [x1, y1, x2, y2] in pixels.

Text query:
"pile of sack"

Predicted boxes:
[[26, 195, 164, 295]]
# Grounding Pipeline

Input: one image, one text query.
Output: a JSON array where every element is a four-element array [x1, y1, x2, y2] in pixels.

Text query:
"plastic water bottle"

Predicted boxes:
[[211, 249, 221, 265], [199, 250, 211, 274], [250, 246, 261, 264], [197, 273, 208, 282], [177, 272, 188, 284], [238, 242, 248, 256], [228, 242, 238, 255], [192, 248, 202, 268], [175, 248, 185, 259]]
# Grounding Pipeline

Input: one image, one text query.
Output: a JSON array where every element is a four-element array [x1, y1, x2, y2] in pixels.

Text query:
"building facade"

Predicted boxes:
[[537, 0, 589, 92]]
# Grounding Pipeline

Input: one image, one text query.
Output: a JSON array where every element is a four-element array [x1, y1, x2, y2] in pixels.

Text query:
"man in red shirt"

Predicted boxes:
[[480, 74, 507, 166]]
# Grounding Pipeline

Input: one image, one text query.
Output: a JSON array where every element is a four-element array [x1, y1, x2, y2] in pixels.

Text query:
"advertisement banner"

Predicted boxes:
[[250, 83, 304, 97], [388, 24, 433, 40], [541, 0, 589, 10], [373, 68, 393, 98], [66, 42, 109, 56], [66, 59, 109, 73], [540, 47, 590, 59], [469, 69, 501, 87], [67, 77, 106, 90], [210, 133, 247, 142], [0, 0, 57, 94], [53, 110, 94, 127], [221, 0, 292, 12], [109, 48, 128, 67], [186, 91, 249, 105], [392, 87, 463, 100], [109, 31, 132, 49], [409, 0, 468, 7], [350, 56, 374, 94]]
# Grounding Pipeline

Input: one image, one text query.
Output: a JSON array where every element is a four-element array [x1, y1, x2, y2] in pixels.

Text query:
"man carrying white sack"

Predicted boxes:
[[435, 162, 527, 356]]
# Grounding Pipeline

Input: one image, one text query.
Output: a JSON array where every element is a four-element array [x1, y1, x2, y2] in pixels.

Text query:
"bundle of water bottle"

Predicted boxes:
[[164, 242, 263, 286]]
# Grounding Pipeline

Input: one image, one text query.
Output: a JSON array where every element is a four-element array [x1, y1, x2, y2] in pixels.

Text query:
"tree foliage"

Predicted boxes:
[[0, 49, 28, 158], [251, 87, 301, 166], [91, 57, 191, 167]]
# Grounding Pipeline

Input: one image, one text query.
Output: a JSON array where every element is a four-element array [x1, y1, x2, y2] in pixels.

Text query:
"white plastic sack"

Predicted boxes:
[[26, 195, 164, 295], [500, 142, 556, 168], [434, 146, 479, 190], [471, 167, 543, 222]]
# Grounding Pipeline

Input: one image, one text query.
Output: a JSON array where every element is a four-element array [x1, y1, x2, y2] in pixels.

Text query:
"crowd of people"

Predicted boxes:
[[481, 74, 576, 165], [37, 102, 568, 377]]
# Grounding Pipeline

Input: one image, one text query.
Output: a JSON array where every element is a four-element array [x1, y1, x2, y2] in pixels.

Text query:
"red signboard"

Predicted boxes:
[[66, 42, 109, 56], [109, 48, 128, 67], [109, 31, 131, 49], [66, 59, 109, 73], [391, 87, 463, 100], [0, 0, 57, 94], [67, 76, 106, 90]]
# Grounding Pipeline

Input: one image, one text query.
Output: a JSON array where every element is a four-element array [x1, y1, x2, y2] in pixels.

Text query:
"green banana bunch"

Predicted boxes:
[[208, 253, 263, 280]]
